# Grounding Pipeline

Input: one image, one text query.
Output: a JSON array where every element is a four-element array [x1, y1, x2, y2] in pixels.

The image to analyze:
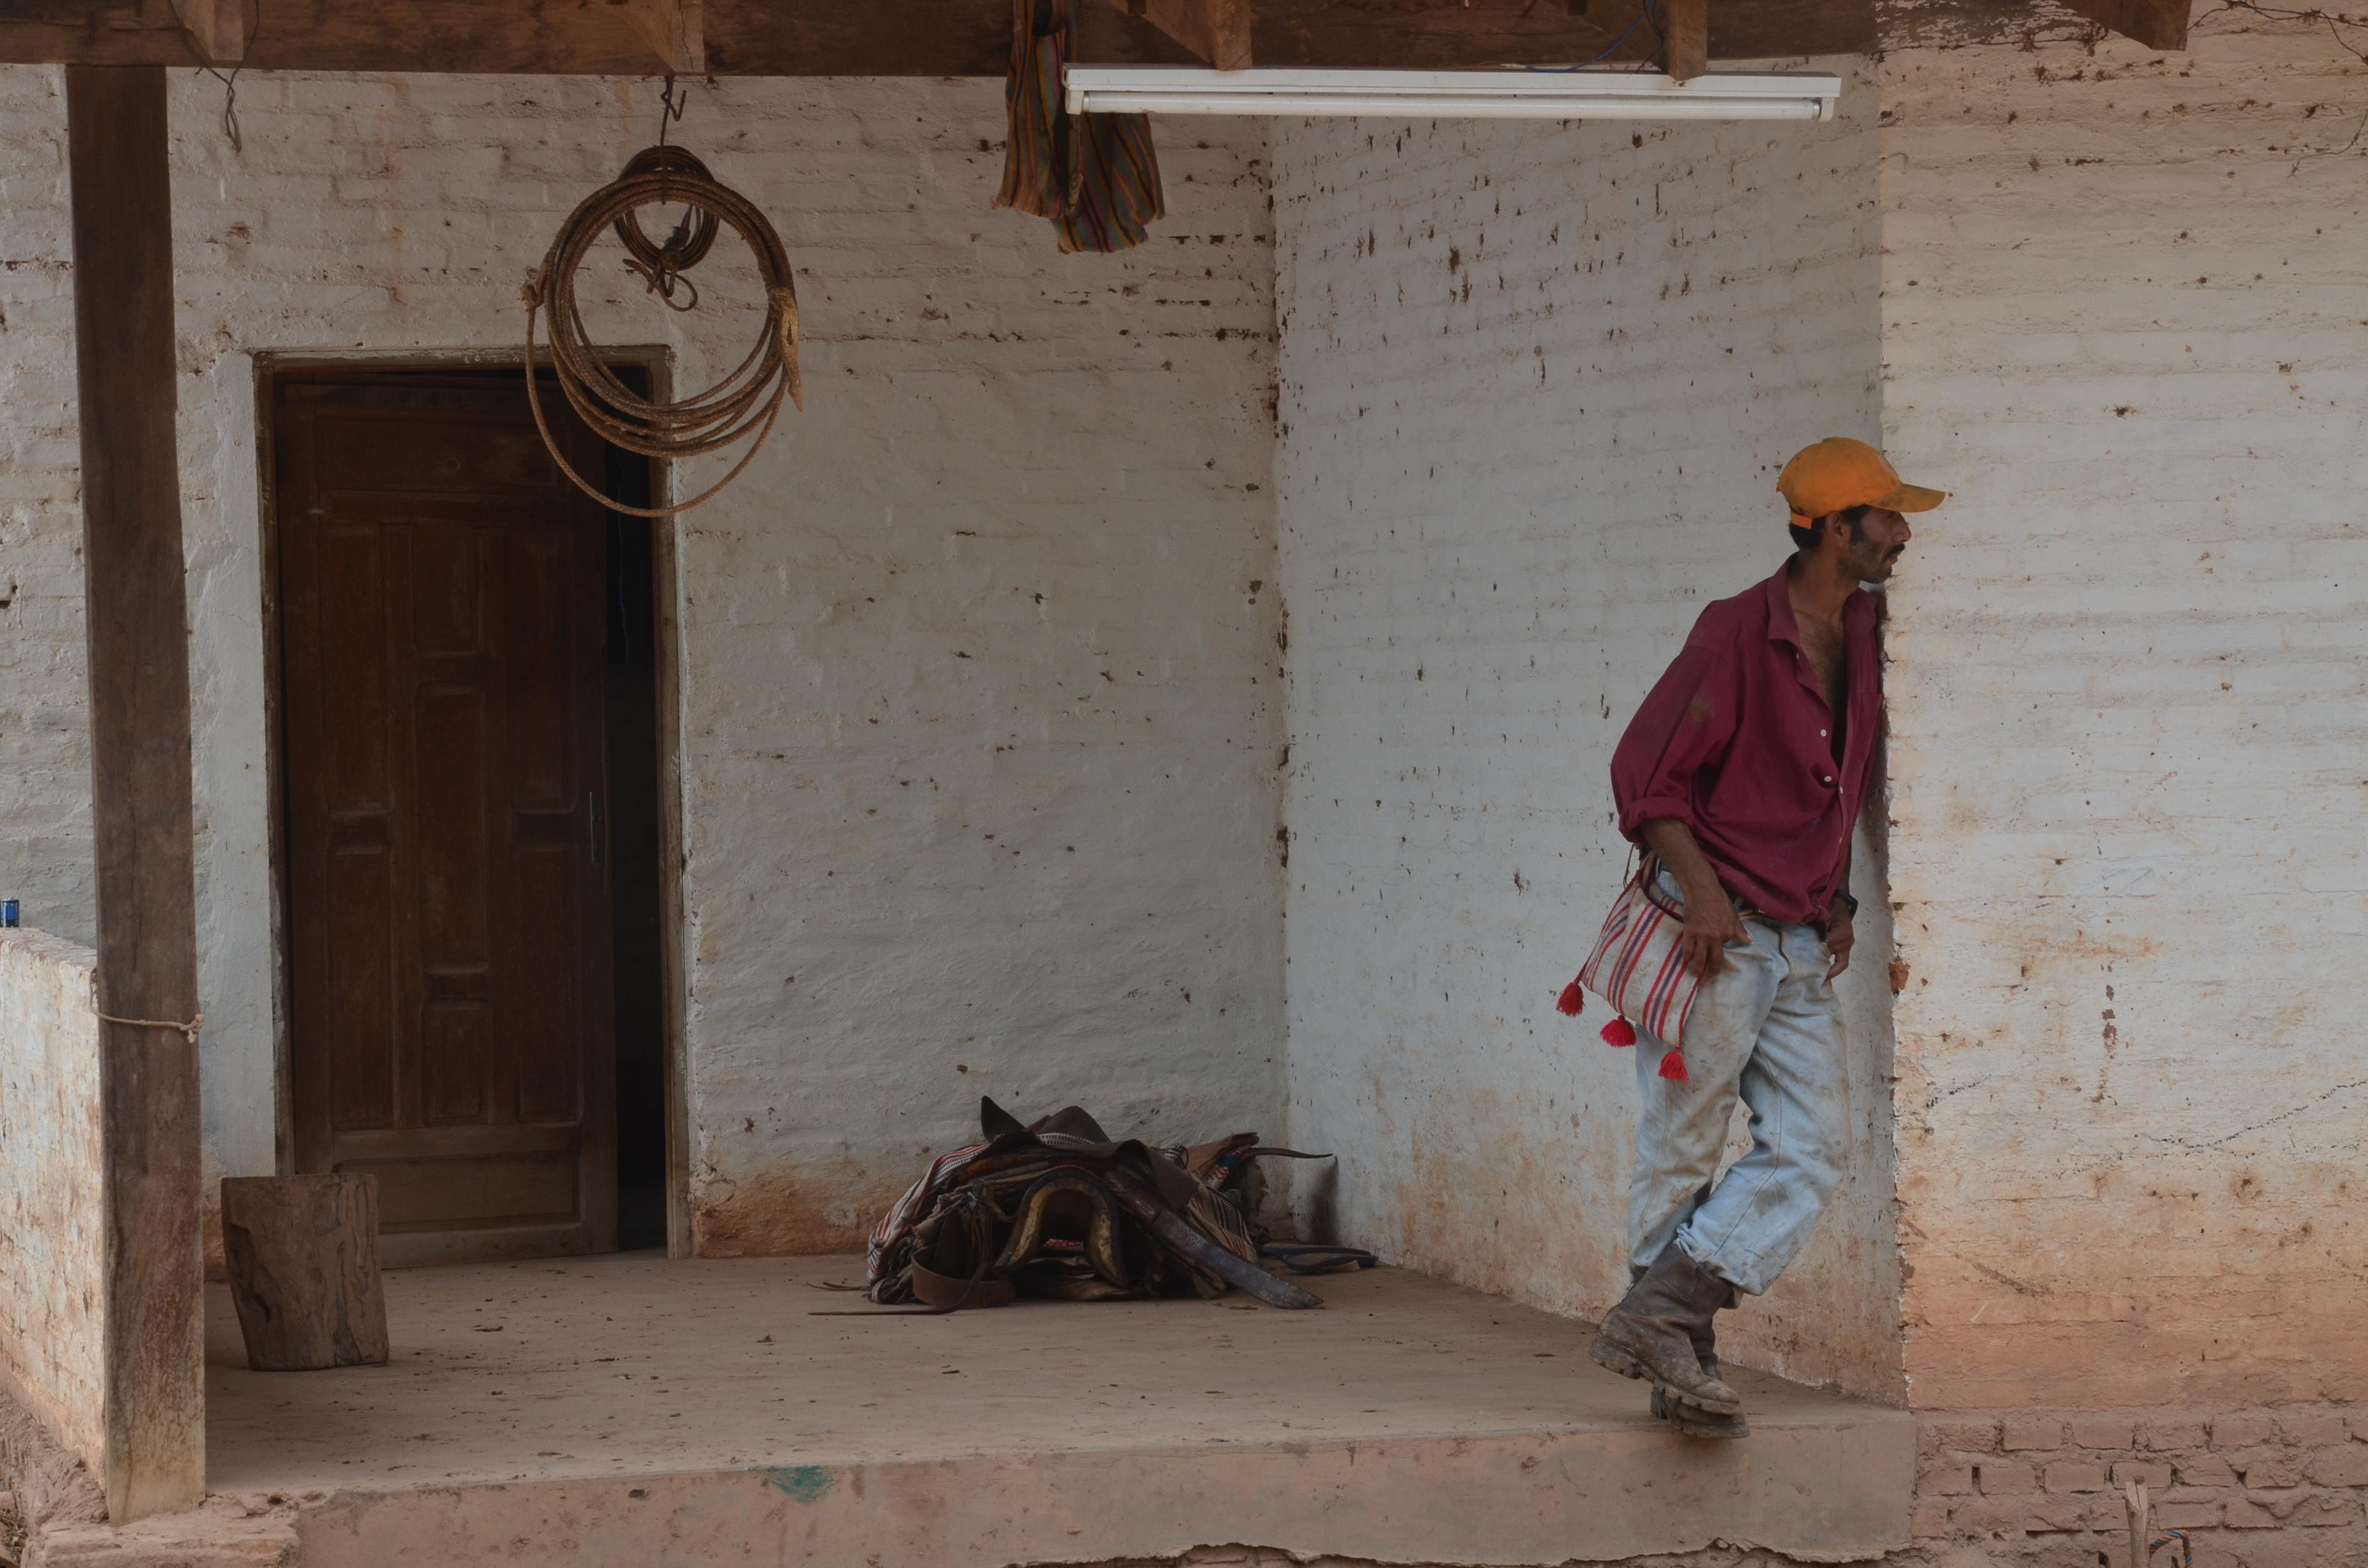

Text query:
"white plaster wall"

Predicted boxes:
[[1270, 63, 1902, 1398], [1879, 8, 2368, 1410], [0, 96, 93, 938], [0, 928, 106, 1473], [0, 69, 1281, 1254]]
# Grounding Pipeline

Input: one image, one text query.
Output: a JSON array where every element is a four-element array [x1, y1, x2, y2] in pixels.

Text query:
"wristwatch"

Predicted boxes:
[[1831, 890, 1859, 918]]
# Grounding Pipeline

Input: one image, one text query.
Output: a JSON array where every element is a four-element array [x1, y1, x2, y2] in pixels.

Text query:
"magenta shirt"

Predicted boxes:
[[1609, 566, 1882, 926]]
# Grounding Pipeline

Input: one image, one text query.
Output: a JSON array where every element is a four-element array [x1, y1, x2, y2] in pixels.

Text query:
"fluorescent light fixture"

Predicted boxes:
[[1064, 68, 1839, 122]]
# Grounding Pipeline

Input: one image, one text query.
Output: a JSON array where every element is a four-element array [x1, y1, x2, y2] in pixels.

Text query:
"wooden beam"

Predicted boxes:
[[1096, 0, 1253, 69], [168, 0, 248, 62], [0, 0, 1871, 73], [63, 61, 206, 1526], [1656, 0, 1707, 81], [1207, 0, 1866, 74], [623, 0, 705, 74], [2051, 0, 2186, 47]]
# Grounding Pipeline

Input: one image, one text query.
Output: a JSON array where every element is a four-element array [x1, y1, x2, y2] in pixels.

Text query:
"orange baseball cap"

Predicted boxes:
[[1777, 437, 1946, 529]]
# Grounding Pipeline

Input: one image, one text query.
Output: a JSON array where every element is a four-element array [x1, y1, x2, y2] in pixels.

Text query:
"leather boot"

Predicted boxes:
[[1651, 1343, 1750, 1438], [1651, 1277, 1748, 1438], [1590, 1243, 1743, 1415]]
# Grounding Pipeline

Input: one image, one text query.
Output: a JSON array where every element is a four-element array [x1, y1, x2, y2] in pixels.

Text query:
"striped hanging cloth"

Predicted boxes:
[[994, 0, 1165, 254]]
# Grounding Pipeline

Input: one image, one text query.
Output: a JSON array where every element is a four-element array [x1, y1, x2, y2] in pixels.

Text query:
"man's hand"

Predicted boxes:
[[1638, 817, 1749, 980], [1677, 876, 1750, 980], [1825, 897, 1855, 979]]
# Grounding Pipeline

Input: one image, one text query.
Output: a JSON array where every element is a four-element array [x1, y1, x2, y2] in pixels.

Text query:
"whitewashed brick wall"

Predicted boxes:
[[1271, 63, 1902, 1397], [0, 928, 104, 1474], [0, 69, 1281, 1253], [1879, 6, 2368, 1416]]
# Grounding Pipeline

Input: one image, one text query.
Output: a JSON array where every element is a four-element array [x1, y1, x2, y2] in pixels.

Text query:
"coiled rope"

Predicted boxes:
[[521, 145, 803, 518]]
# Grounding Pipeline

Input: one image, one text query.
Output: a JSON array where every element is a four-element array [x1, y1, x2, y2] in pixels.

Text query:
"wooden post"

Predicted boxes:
[[1093, 0, 1253, 70], [1656, 0, 1707, 81], [65, 63, 206, 1523], [221, 1177, 391, 1371]]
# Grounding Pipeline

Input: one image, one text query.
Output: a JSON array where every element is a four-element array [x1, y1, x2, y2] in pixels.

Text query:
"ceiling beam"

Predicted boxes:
[[0, 0, 1873, 74], [625, 0, 706, 74], [168, 0, 247, 63], [1655, 0, 1707, 81], [2049, 0, 2187, 47], [1094, 0, 1254, 70]]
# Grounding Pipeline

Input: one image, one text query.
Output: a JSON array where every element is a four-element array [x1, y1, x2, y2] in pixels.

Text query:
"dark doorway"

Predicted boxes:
[[602, 445, 668, 1252], [268, 365, 669, 1265]]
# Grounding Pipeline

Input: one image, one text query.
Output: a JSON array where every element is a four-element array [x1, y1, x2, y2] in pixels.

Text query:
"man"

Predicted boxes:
[[1588, 437, 1943, 1439]]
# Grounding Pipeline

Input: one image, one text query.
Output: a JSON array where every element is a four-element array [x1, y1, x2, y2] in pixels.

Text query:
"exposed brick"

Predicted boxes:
[[2003, 1417, 2066, 1452], [2293, 1489, 2367, 1528], [2174, 1455, 2239, 1488], [2273, 1409, 2349, 1448], [1922, 1462, 1976, 1497], [1930, 1419, 2002, 1454], [2307, 1444, 2368, 1489], [1975, 1459, 2039, 1496], [2153, 1497, 2224, 1531], [2044, 1461, 2109, 1494], [2212, 1413, 2278, 1451], [2066, 1416, 2136, 1451], [2076, 1496, 2133, 1531], [2229, 1447, 2305, 1489], [2223, 1495, 2285, 1529], [1910, 1495, 1958, 1537], [2018, 1494, 2095, 1532], [2227, 1536, 2348, 1568], [2143, 1421, 2210, 1453], [2028, 1542, 2112, 1568], [1943, 1494, 2041, 1535], [2112, 1460, 2173, 1490]]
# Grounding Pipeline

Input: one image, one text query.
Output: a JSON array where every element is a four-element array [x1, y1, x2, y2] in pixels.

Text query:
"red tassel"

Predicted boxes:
[[1657, 1048, 1689, 1082], [1556, 979, 1586, 1017], [1599, 1017, 1636, 1048]]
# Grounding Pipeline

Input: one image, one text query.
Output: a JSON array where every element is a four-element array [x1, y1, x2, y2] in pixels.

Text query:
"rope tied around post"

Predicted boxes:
[[522, 143, 803, 518], [94, 1007, 206, 1043]]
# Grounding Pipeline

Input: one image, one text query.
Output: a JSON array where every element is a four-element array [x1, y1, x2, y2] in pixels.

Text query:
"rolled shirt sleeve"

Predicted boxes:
[[1611, 616, 1742, 843], [1599, 566, 1883, 925]]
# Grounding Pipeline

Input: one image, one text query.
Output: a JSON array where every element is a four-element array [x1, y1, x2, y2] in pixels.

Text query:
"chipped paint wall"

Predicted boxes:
[[0, 68, 1281, 1255], [0, 929, 106, 1473], [1270, 64, 1903, 1398], [1879, 6, 2368, 1410]]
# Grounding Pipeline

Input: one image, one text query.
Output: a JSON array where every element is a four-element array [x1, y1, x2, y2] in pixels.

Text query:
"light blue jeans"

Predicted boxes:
[[1629, 869, 1848, 1296]]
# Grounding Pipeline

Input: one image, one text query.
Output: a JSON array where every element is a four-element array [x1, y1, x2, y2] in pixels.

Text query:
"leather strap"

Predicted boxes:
[[910, 1259, 1015, 1312]]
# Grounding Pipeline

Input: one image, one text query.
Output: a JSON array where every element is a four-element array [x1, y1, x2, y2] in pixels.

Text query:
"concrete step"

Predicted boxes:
[[77, 1255, 1913, 1567]]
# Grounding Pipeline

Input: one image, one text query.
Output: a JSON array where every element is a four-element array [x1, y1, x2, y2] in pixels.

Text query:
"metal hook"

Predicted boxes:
[[657, 72, 687, 149], [651, 72, 693, 289]]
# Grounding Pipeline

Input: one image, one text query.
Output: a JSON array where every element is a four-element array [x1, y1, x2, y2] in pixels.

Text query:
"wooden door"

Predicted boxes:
[[275, 371, 618, 1265]]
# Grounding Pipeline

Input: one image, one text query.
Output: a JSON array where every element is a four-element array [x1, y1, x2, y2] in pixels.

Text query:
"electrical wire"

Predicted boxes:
[[1518, 0, 1662, 73], [177, 31, 242, 152]]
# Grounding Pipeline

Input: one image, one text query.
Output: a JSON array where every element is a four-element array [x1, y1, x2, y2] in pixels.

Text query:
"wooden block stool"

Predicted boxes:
[[220, 1174, 391, 1371]]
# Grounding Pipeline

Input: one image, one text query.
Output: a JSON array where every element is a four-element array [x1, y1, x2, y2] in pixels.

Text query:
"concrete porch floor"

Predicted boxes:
[[192, 1253, 1911, 1568]]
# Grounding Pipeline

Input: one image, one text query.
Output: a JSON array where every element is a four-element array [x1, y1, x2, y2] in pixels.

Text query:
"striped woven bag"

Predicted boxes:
[[1555, 858, 1698, 1082], [994, 0, 1166, 255]]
